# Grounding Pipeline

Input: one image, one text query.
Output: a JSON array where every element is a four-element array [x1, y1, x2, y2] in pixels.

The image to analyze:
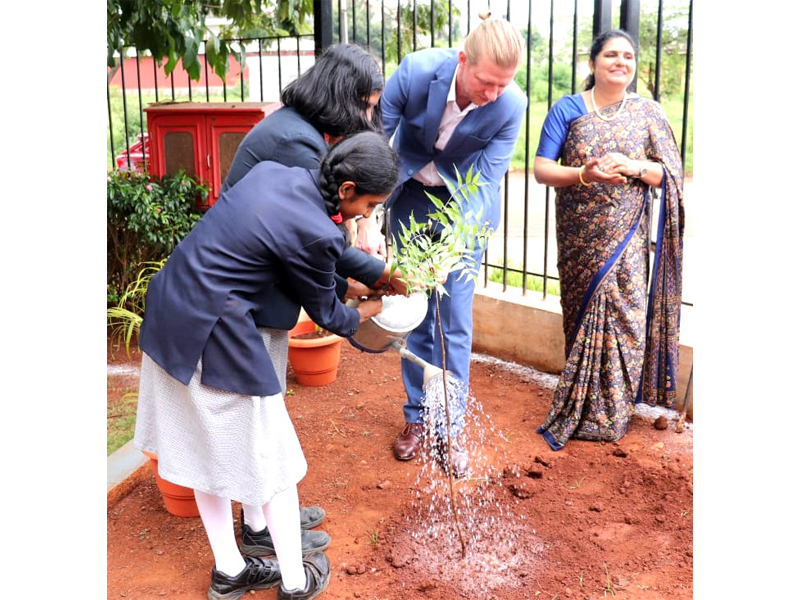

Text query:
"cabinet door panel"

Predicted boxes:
[[216, 130, 247, 190], [147, 115, 206, 186], [207, 114, 265, 205], [163, 131, 198, 178], [146, 104, 277, 210]]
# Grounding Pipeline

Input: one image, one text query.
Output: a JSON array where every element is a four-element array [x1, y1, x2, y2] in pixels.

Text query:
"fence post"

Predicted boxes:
[[620, 0, 641, 92], [313, 0, 333, 56], [593, 0, 612, 37]]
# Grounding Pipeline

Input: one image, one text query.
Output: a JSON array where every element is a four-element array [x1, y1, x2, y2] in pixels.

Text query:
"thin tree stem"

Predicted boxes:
[[435, 291, 467, 559]]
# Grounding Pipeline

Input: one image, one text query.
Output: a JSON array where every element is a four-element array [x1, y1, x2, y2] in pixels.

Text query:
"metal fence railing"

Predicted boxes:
[[107, 0, 693, 306]]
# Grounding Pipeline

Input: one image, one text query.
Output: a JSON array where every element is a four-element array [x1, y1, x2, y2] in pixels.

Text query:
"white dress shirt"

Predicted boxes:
[[412, 65, 479, 187]]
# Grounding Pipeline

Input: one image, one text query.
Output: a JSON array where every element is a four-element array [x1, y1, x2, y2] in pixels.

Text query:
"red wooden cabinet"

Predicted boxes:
[[145, 102, 279, 209]]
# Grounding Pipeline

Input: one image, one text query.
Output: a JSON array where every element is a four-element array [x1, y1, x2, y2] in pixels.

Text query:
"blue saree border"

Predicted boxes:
[[537, 427, 565, 451], [635, 177, 677, 404]]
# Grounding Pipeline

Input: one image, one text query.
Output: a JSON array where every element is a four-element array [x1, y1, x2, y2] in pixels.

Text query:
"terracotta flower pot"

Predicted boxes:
[[141, 451, 200, 518], [287, 319, 343, 386]]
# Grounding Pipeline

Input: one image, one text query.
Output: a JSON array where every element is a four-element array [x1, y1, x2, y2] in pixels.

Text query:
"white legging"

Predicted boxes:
[[195, 485, 306, 590]]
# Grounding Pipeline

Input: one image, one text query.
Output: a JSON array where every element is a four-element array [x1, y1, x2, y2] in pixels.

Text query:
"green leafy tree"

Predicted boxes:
[[382, 0, 461, 65], [336, 0, 461, 74], [107, 0, 314, 81], [636, 4, 691, 99]]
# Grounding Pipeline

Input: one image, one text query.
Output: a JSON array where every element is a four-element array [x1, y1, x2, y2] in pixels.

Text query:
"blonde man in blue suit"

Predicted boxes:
[[379, 17, 527, 477]]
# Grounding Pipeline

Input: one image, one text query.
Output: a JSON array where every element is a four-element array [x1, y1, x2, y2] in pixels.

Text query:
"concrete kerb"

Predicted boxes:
[[472, 283, 694, 418], [107, 439, 150, 510]]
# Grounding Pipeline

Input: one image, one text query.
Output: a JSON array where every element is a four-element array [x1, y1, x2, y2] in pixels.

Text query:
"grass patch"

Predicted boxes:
[[486, 266, 561, 297], [107, 383, 138, 456]]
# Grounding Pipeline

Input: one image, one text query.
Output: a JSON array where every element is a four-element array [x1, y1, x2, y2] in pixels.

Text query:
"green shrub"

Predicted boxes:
[[107, 259, 165, 355], [107, 170, 206, 306]]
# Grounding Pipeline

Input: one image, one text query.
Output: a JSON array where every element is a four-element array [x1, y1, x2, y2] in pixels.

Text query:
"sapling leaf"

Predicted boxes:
[[391, 166, 491, 299]]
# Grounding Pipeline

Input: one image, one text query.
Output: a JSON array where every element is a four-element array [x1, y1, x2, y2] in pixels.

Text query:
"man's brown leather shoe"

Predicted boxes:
[[393, 422, 425, 461]]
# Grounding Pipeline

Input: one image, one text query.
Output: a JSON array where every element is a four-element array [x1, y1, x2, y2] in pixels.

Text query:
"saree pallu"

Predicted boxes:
[[538, 96, 684, 451]]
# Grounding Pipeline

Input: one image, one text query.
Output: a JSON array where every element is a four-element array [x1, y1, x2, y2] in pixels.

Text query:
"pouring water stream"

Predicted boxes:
[[391, 336, 468, 557]]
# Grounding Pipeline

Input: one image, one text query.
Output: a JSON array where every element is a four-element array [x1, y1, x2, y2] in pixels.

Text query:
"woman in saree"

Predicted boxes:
[[533, 29, 684, 451]]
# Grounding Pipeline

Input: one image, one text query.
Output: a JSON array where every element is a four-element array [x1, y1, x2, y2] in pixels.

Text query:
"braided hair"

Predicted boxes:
[[318, 131, 399, 218]]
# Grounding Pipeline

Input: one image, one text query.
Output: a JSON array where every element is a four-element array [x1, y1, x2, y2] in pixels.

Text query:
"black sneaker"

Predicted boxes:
[[239, 506, 326, 531], [208, 556, 281, 600], [299, 506, 326, 530], [240, 522, 331, 557], [277, 552, 331, 600]]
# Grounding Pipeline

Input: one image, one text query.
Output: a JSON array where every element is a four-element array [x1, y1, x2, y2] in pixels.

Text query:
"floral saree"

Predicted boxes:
[[537, 96, 684, 451]]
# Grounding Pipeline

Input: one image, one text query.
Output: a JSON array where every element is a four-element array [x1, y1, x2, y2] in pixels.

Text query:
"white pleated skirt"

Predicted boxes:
[[134, 328, 307, 506]]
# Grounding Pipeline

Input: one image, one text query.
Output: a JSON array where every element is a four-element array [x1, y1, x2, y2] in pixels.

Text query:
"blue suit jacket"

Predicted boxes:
[[381, 48, 528, 229], [139, 162, 361, 397]]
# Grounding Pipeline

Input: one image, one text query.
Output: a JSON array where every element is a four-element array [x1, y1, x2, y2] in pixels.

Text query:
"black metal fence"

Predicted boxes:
[[107, 0, 693, 305]]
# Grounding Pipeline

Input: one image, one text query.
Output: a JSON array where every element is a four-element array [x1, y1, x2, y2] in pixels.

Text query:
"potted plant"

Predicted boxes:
[[287, 315, 344, 386]]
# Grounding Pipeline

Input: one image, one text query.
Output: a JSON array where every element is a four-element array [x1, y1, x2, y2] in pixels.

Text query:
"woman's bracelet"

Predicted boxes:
[[578, 165, 591, 186]]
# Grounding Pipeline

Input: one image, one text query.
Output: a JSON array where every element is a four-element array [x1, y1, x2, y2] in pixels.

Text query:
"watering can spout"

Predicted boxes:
[[392, 339, 444, 386]]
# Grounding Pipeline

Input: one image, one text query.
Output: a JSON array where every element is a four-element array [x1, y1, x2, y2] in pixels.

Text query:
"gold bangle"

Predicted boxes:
[[578, 165, 591, 186]]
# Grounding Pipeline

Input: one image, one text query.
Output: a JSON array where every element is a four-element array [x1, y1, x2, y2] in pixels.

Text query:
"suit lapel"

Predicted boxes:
[[423, 54, 458, 152]]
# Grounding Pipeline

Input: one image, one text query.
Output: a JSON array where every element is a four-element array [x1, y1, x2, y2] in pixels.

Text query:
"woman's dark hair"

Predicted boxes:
[[318, 131, 399, 217], [281, 44, 384, 138], [584, 29, 637, 91]]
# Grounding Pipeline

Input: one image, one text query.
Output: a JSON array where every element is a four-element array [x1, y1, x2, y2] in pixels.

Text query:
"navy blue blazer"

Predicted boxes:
[[381, 48, 528, 230], [221, 107, 327, 194], [139, 162, 361, 397], [222, 106, 386, 326]]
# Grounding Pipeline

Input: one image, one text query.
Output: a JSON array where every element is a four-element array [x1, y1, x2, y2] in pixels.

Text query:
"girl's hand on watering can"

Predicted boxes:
[[356, 298, 383, 322], [344, 279, 380, 302]]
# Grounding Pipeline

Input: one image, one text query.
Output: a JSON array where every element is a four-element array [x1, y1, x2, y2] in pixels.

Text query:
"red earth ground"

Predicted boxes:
[[107, 335, 693, 600]]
